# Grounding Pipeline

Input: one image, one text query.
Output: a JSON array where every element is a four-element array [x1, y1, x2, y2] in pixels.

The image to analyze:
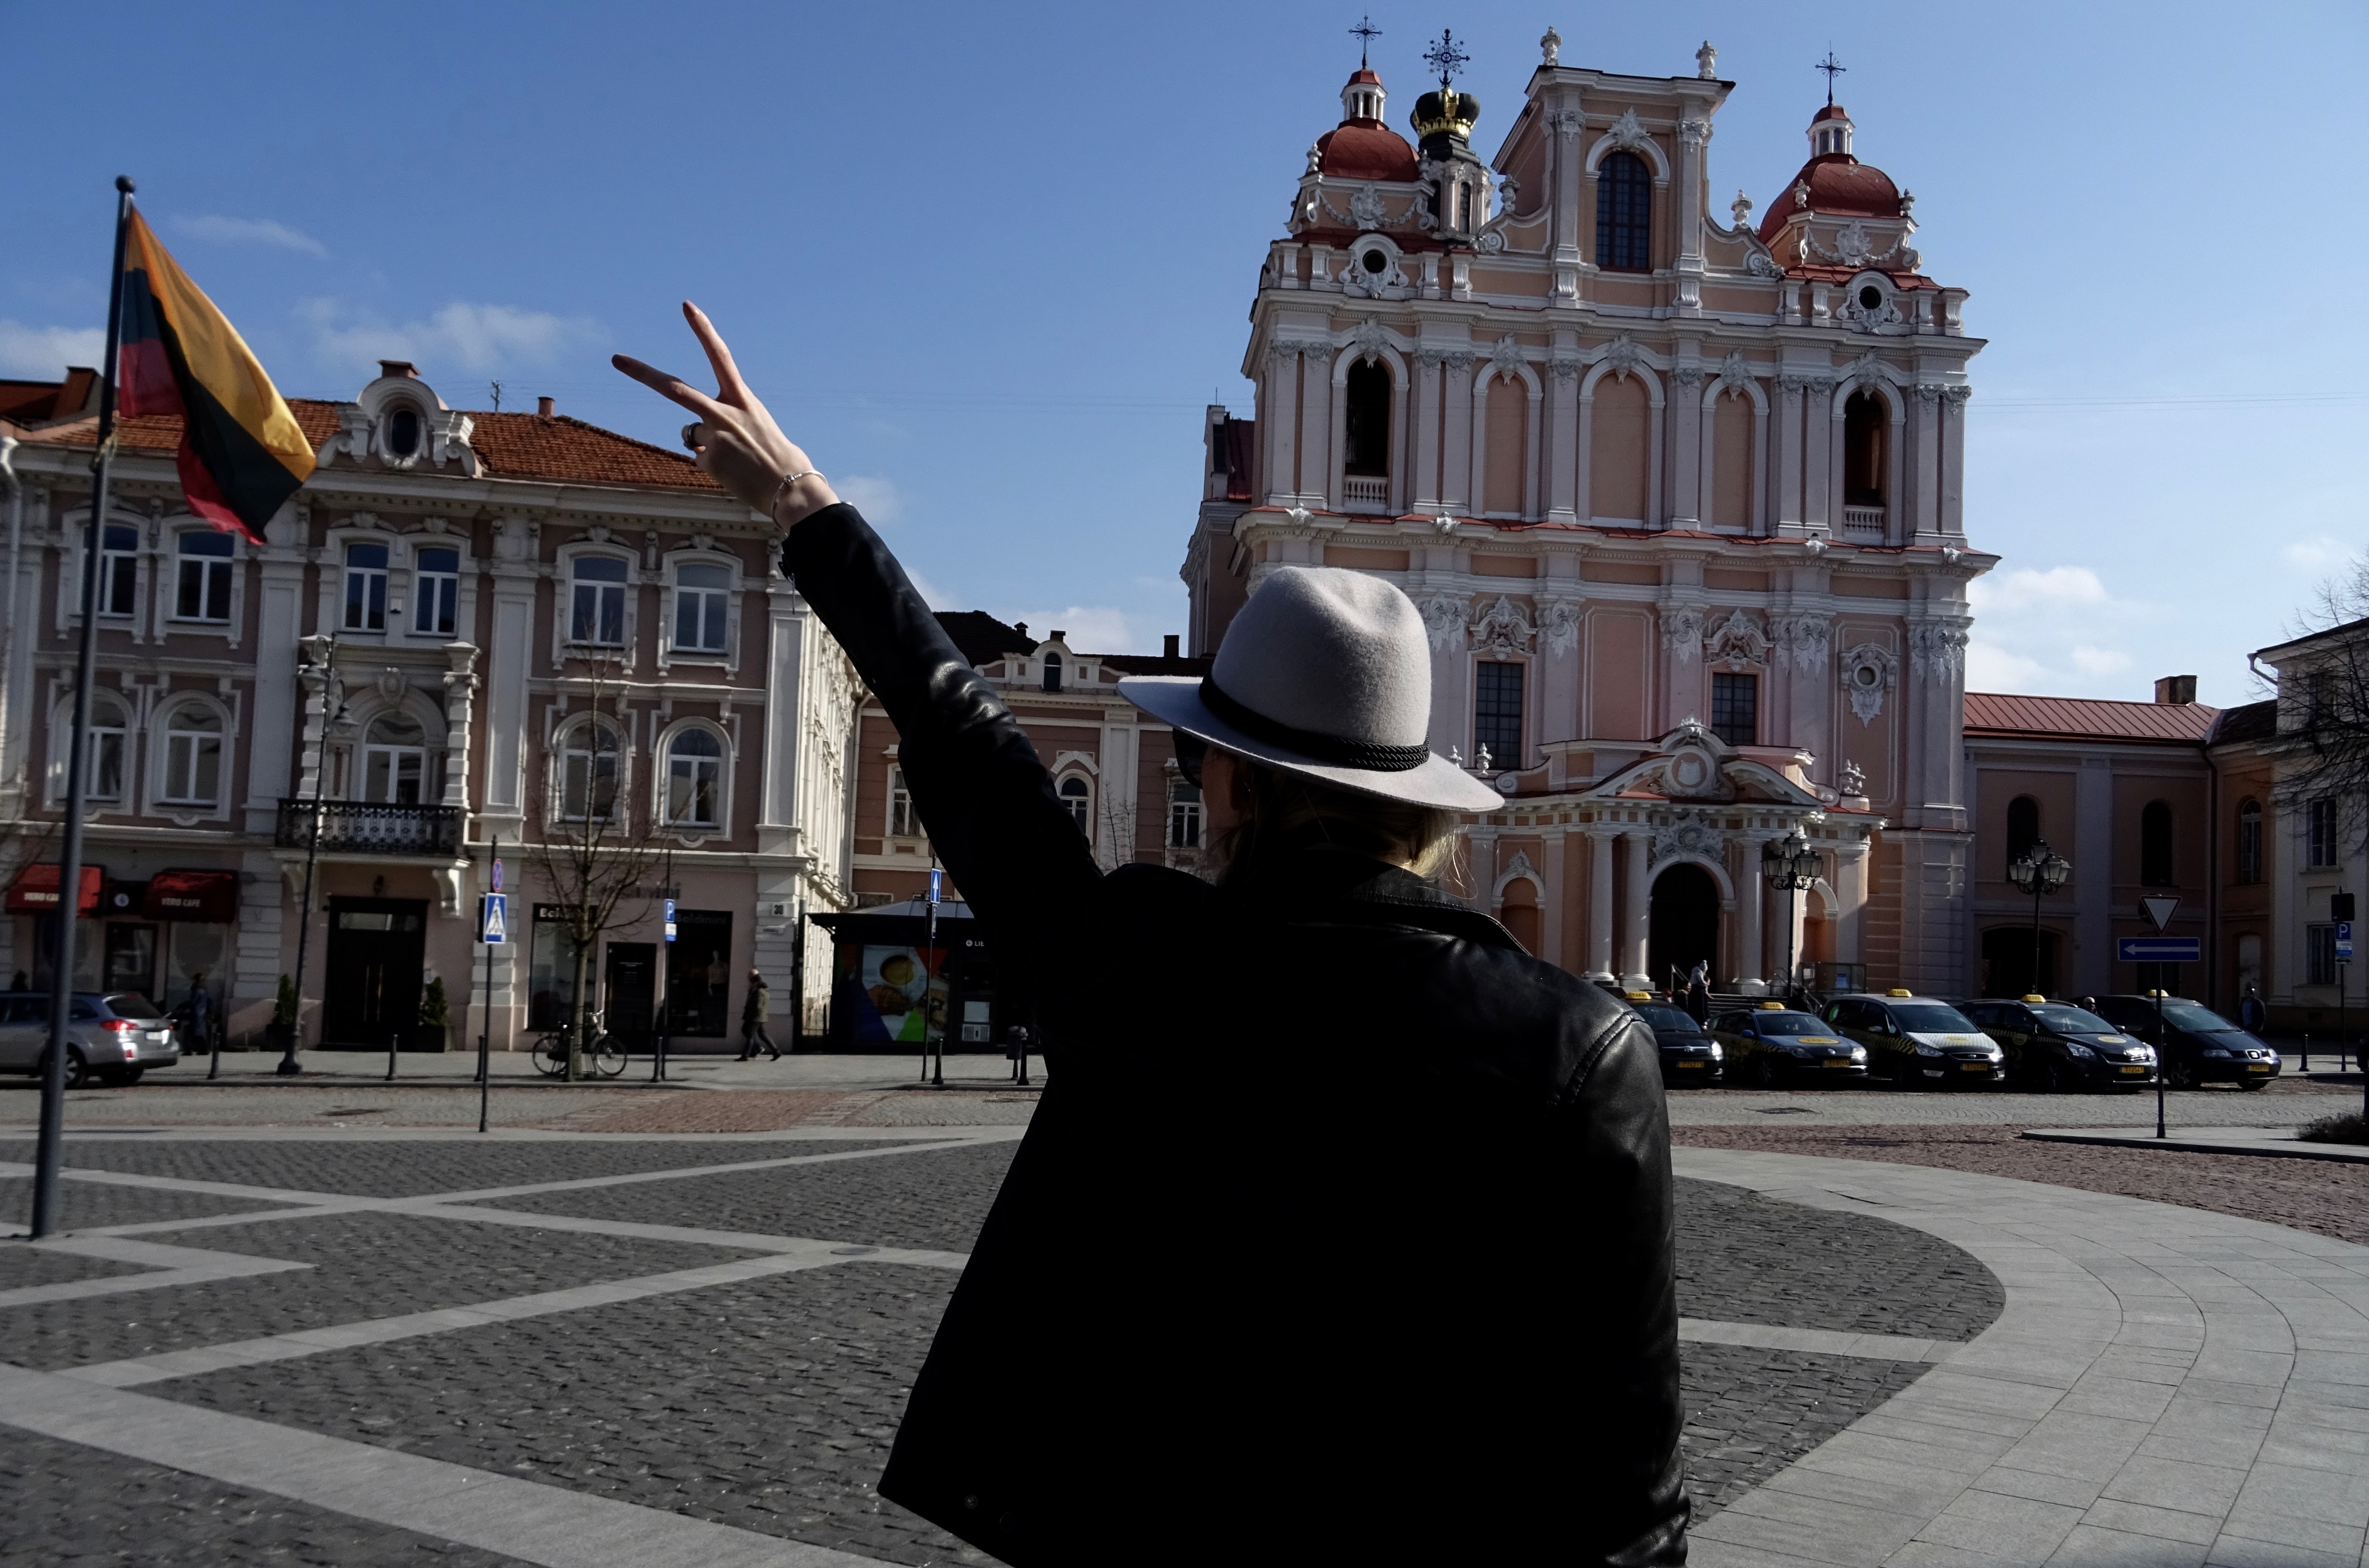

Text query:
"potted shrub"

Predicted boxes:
[[412, 976, 450, 1052], [265, 974, 297, 1055]]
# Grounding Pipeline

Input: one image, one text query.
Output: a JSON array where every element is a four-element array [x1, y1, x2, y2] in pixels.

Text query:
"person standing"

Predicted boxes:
[[2238, 985, 2267, 1034], [186, 973, 214, 1054], [616, 307, 1687, 1566], [1684, 963, 1711, 1025], [739, 969, 779, 1061]]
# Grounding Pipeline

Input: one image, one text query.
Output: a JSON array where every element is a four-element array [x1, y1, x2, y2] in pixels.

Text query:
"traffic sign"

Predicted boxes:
[[2139, 896, 2179, 933], [490, 859, 503, 893], [2340, 920, 2355, 962], [480, 893, 508, 944], [2117, 935, 2198, 963], [928, 867, 942, 906], [663, 897, 677, 944]]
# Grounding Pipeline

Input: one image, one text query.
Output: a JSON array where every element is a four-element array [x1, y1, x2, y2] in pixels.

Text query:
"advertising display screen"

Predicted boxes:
[[834, 942, 948, 1044]]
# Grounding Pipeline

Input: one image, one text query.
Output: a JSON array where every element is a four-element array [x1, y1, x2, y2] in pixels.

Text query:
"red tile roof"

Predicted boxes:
[[21, 399, 722, 494], [1963, 692, 2222, 745]]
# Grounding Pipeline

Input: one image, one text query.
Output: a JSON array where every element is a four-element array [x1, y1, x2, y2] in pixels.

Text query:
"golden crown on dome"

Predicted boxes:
[[1410, 27, 1481, 142]]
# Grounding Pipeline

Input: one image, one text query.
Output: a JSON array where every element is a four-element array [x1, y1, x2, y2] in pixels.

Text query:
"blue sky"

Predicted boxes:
[[6, 1, 2363, 704]]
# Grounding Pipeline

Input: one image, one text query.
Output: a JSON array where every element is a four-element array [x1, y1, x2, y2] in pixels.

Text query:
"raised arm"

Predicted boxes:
[[613, 305, 1101, 960]]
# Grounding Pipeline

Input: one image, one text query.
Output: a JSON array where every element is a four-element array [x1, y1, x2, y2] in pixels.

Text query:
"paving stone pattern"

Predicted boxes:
[[0, 1426, 530, 1567], [0, 1138, 871, 1199], [166, 1263, 989, 1568], [1678, 1341, 1929, 1522], [0, 1212, 757, 1371], [471, 1139, 1022, 1253], [0, 1175, 288, 1232], [1674, 1177, 2002, 1342], [0, 1246, 145, 1293]]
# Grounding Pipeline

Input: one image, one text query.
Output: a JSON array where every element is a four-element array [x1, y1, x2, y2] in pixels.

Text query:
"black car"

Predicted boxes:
[[1709, 1005, 1867, 1085], [1963, 997, 2157, 1092], [1630, 1002, 1723, 1086], [2091, 995, 2281, 1090]]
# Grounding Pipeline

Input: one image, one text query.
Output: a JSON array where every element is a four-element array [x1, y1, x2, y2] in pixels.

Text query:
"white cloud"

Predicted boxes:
[[300, 299, 599, 376], [834, 474, 903, 526], [903, 568, 954, 611], [1966, 565, 2108, 613], [1006, 606, 1140, 653], [173, 215, 327, 258], [1966, 641, 2048, 692], [1965, 561, 2153, 697], [2070, 644, 2132, 677], [2282, 535, 2355, 571], [0, 320, 104, 378]]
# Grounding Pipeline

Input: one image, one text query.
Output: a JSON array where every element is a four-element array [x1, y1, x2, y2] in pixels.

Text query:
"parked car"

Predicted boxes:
[[1822, 991, 2004, 1087], [1629, 1001, 1724, 1086], [0, 992, 179, 1088], [2090, 995, 2280, 1090], [1709, 1003, 1867, 1086], [1963, 996, 2156, 1092]]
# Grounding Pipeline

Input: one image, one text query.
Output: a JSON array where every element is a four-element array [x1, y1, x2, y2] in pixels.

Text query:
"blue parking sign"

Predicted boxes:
[[663, 897, 677, 943], [2339, 920, 2354, 962]]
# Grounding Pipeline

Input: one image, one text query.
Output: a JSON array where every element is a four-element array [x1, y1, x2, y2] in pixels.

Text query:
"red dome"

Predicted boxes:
[[1758, 154, 1903, 243], [1317, 121, 1419, 182], [1810, 102, 1851, 124]]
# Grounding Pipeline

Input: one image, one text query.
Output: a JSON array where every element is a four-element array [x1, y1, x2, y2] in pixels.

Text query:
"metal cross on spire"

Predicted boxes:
[[1349, 15, 1381, 68], [1424, 28, 1469, 91], [1814, 49, 1846, 106]]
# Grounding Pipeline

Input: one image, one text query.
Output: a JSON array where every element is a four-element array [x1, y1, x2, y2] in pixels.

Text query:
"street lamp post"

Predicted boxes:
[[1760, 828, 1822, 1008], [284, 637, 347, 1077], [2005, 839, 2072, 998]]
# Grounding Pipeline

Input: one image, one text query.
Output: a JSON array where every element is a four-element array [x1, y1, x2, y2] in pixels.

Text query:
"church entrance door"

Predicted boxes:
[[1648, 864, 1719, 995]]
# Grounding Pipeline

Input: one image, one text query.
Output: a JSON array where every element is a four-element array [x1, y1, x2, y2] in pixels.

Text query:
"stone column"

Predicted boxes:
[[1442, 354, 1476, 514], [242, 504, 308, 835], [756, 580, 807, 848], [1774, 378, 1805, 534], [1668, 365, 1704, 525], [478, 518, 538, 845], [1588, 830, 1616, 980], [1413, 352, 1444, 509], [1940, 387, 1970, 535], [1547, 359, 1581, 523], [1299, 347, 1333, 507], [1732, 842, 1766, 994], [1621, 830, 1652, 988], [1543, 829, 1569, 972], [1263, 342, 1301, 505]]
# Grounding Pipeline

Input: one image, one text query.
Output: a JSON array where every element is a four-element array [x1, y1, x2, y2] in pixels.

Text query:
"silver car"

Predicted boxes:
[[0, 992, 180, 1087]]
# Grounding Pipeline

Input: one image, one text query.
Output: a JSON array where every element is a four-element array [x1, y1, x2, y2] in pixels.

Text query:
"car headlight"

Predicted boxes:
[[1914, 1041, 1943, 1056], [2202, 1048, 2231, 1059], [1707, 1042, 1723, 1060], [2065, 1043, 2094, 1060], [1849, 1045, 1866, 1060]]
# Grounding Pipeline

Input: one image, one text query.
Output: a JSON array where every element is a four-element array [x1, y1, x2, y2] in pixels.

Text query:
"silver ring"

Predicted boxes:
[[680, 422, 704, 452]]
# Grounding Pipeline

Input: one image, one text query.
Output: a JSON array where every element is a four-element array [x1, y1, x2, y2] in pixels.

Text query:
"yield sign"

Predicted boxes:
[[2139, 896, 2180, 933]]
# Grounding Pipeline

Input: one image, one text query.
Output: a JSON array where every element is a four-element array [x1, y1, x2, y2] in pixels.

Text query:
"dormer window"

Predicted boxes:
[[1042, 649, 1063, 692], [386, 406, 421, 458]]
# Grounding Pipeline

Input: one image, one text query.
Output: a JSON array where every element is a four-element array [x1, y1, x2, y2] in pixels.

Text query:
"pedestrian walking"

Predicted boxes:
[[185, 973, 214, 1053], [619, 307, 1689, 1567], [738, 969, 779, 1061], [1684, 962, 1711, 1025], [2238, 985, 2267, 1034]]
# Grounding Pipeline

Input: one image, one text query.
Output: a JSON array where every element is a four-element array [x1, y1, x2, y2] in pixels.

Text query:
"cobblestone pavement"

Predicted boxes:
[[1679, 1342, 1933, 1520], [1665, 1076, 2351, 1127], [0, 1245, 144, 1293], [0, 1175, 283, 1232], [1674, 1121, 2369, 1247]]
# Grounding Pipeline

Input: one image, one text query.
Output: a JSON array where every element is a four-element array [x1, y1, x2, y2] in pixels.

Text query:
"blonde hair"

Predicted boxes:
[[1212, 760, 1465, 885]]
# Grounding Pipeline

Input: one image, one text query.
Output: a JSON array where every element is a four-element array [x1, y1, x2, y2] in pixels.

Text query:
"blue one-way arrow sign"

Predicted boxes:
[[2117, 936, 2199, 963]]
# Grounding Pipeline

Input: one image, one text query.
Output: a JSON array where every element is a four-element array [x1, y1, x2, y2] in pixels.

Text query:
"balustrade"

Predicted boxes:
[[275, 799, 465, 857]]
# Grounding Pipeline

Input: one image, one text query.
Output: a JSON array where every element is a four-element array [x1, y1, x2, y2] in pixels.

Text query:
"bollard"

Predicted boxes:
[[385, 1025, 400, 1082]]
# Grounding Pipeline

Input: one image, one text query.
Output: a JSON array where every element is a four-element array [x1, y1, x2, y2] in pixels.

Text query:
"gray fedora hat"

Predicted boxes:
[[1117, 566, 1501, 812]]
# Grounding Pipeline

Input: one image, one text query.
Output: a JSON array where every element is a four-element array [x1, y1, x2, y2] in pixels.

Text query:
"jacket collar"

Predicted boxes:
[[1226, 846, 1524, 951]]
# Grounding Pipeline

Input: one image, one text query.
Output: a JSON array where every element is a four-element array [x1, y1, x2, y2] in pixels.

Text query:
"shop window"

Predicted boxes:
[[1344, 358, 1392, 478], [160, 706, 223, 806], [413, 546, 459, 636], [2309, 797, 2339, 868], [1475, 661, 1524, 767], [664, 727, 723, 828], [1594, 151, 1651, 271], [558, 721, 620, 820], [569, 556, 629, 646], [93, 524, 139, 617], [1169, 780, 1202, 849], [2007, 794, 2040, 874], [174, 531, 233, 622], [2309, 923, 2339, 987], [1710, 672, 1757, 747], [2235, 798, 2262, 884], [342, 542, 389, 631], [1059, 775, 1091, 833], [1843, 391, 1888, 508], [362, 712, 430, 804], [887, 766, 918, 838], [528, 904, 588, 1031], [673, 562, 730, 653], [664, 910, 732, 1037]]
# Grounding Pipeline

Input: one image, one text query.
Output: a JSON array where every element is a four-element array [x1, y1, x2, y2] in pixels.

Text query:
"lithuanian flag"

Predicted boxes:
[[115, 210, 314, 544]]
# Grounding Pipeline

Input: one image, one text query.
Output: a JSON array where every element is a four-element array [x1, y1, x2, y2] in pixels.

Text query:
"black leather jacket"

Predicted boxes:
[[784, 504, 1686, 1567]]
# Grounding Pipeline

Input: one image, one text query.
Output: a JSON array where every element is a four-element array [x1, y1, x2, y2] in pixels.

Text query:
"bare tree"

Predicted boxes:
[[523, 655, 666, 1080], [2261, 558, 2369, 852]]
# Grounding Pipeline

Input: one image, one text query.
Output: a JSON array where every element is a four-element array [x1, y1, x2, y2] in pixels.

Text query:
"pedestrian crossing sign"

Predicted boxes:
[[481, 893, 508, 944]]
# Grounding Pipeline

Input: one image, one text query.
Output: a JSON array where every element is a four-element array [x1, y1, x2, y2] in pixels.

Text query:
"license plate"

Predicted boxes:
[[1676, 1060, 1703, 1069], [1960, 1062, 1991, 1072], [2120, 1065, 2147, 1075], [1823, 1059, 1856, 1068], [2247, 1063, 2271, 1072]]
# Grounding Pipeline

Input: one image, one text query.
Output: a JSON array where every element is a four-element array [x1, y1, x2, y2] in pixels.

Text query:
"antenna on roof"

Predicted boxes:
[[1424, 28, 1469, 91], [488, 378, 502, 412], [1349, 14, 1381, 68], [1814, 49, 1846, 106]]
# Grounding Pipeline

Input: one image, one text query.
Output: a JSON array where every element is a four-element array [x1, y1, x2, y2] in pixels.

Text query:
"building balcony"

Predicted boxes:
[[1841, 505, 1886, 538], [276, 799, 465, 857], [1343, 474, 1391, 514]]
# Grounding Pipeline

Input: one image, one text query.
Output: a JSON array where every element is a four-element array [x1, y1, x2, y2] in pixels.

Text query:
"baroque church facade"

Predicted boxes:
[[1184, 35, 1991, 996]]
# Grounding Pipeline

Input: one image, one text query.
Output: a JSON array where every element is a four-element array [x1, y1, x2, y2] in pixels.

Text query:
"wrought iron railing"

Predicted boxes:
[[276, 799, 465, 857], [1841, 505, 1886, 538], [1343, 474, 1390, 513]]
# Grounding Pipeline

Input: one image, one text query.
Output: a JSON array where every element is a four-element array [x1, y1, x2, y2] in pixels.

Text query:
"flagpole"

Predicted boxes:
[[30, 176, 135, 1240]]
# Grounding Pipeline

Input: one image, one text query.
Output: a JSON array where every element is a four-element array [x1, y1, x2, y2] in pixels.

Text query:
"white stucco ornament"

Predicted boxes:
[[1703, 609, 1772, 669], [1469, 596, 1537, 658], [1839, 643, 1898, 725]]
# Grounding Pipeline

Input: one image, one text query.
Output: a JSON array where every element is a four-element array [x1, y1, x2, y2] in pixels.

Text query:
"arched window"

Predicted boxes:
[[557, 721, 620, 820], [84, 693, 129, 801], [672, 562, 730, 654], [362, 712, 430, 804], [1843, 391, 1888, 509], [174, 530, 234, 622], [1058, 775, 1091, 834], [569, 556, 630, 646], [160, 706, 223, 806], [1344, 358, 1392, 478], [2006, 795, 2040, 873], [342, 542, 389, 631], [1042, 649, 1064, 693], [413, 546, 460, 636], [387, 406, 421, 458], [664, 728, 723, 828], [2236, 798, 2262, 885], [2140, 800, 2175, 887], [1594, 151, 1652, 271]]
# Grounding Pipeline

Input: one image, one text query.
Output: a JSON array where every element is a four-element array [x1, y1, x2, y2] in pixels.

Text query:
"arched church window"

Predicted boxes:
[[2006, 795, 2040, 874], [1843, 390, 1888, 508], [1595, 151, 1651, 271], [2140, 800, 2175, 887], [1344, 360, 1392, 478]]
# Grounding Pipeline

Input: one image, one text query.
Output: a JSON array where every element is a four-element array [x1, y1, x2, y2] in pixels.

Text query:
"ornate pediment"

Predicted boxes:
[[1702, 610, 1771, 669], [1469, 595, 1535, 658]]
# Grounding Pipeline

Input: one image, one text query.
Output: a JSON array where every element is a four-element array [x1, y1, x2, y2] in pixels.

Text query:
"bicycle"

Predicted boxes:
[[531, 1012, 627, 1079]]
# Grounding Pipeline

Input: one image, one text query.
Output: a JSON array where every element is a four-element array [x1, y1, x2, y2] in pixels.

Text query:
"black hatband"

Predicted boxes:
[[1197, 676, 1429, 773]]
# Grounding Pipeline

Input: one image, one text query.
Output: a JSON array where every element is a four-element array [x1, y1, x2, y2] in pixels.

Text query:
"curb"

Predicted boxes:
[[2022, 1128, 2369, 1164]]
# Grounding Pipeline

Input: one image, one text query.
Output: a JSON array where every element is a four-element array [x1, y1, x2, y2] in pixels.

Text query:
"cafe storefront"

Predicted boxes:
[[7, 864, 237, 1010], [809, 899, 1002, 1053]]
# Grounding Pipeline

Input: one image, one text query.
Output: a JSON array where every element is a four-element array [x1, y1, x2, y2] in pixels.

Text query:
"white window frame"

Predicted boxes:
[[886, 765, 918, 838], [1057, 773, 1093, 835], [95, 523, 141, 619], [667, 559, 733, 658], [170, 529, 236, 626], [358, 709, 436, 805], [1168, 780, 1202, 849], [342, 540, 391, 632], [554, 717, 625, 822], [157, 700, 227, 807], [2308, 797, 2338, 870], [567, 554, 634, 648], [411, 544, 462, 637], [51, 691, 132, 805], [658, 722, 728, 832]]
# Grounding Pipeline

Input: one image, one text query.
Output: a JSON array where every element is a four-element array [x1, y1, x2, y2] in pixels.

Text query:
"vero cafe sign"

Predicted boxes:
[[5, 865, 102, 914]]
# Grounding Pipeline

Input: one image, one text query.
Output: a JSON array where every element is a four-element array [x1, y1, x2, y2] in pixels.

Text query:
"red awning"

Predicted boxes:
[[7, 865, 103, 914], [143, 869, 239, 923]]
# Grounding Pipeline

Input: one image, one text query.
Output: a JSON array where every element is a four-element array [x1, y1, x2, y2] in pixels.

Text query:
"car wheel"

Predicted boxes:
[[42, 1049, 90, 1092], [2164, 1057, 2197, 1090], [1892, 1058, 1923, 1090], [1749, 1054, 1776, 1088], [2033, 1057, 2065, 1094]]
